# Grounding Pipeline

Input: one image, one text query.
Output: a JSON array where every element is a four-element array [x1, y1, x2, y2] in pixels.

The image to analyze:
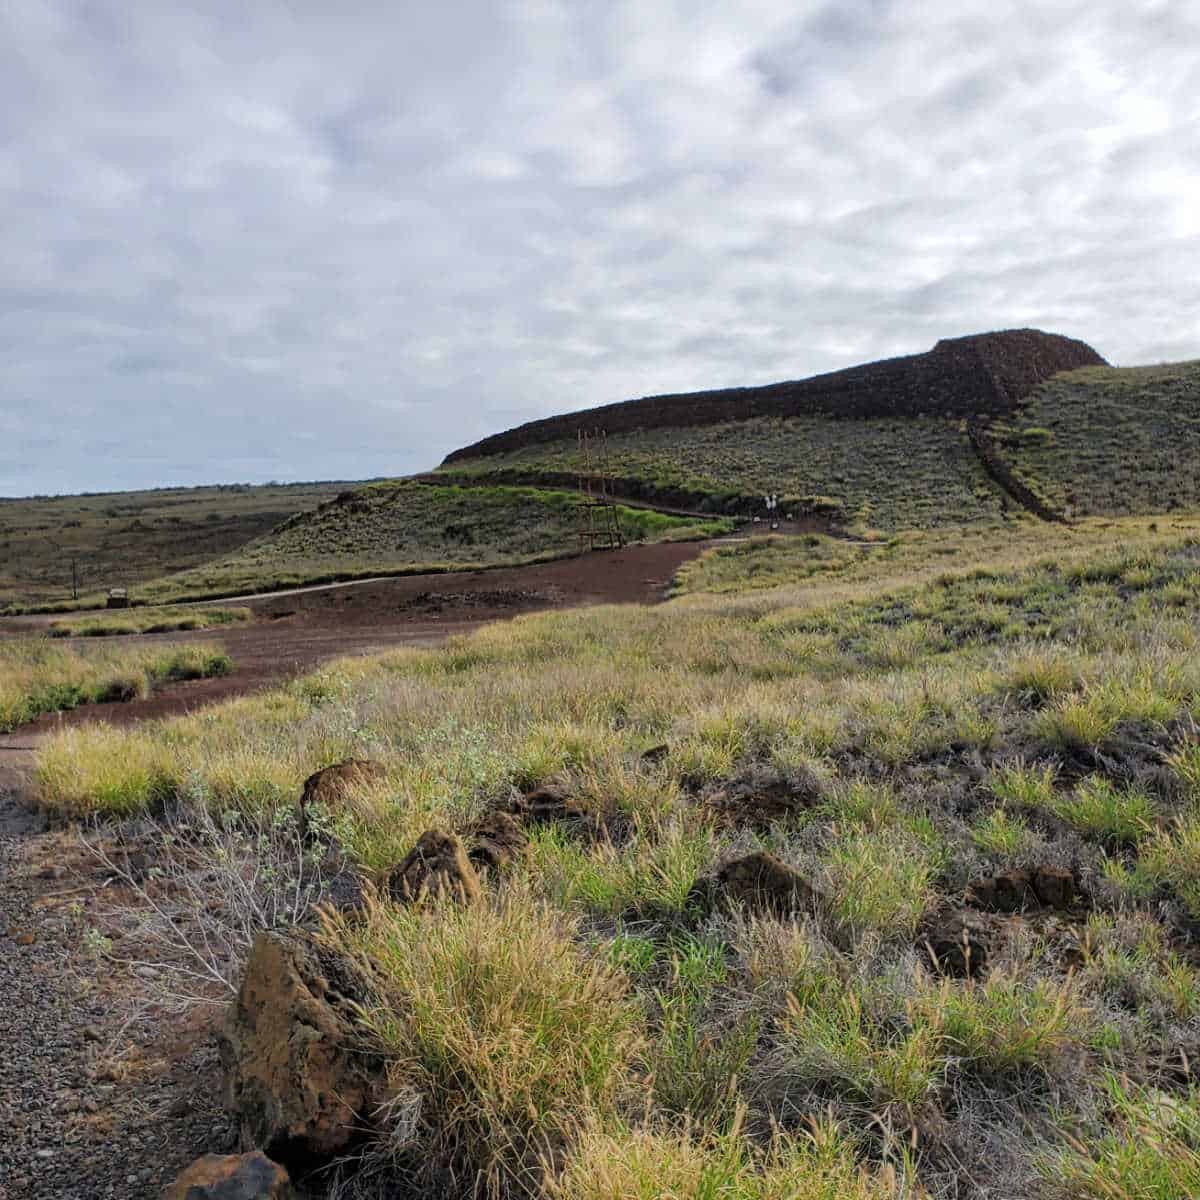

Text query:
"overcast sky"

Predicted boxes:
[[2, 1, 1198, 496]]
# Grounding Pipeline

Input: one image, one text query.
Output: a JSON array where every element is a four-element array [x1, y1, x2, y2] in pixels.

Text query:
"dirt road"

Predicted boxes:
[[0, 538, 714, 804]]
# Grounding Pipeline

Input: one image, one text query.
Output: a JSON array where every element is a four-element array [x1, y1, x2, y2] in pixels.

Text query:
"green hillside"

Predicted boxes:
[[1000, 360, 1200, 517], [440, 360, 1200, 531], [120, 482, 730, 604], [438, 414, 1012, 531]]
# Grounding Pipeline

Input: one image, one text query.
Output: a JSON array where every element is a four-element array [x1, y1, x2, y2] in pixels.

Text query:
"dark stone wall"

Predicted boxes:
[[443, 328, 1105, 464]]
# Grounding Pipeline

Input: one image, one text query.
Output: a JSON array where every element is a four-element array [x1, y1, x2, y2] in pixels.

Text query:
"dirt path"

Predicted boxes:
[[0, 538, 716, 1199], [1, 539, 710, 730]]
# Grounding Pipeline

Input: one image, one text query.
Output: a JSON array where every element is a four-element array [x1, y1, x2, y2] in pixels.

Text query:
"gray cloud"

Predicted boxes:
[[2, 0, 1198, 494]]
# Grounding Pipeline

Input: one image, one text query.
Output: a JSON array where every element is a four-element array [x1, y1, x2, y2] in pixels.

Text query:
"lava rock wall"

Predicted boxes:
[[443, 329, 1105, 463]]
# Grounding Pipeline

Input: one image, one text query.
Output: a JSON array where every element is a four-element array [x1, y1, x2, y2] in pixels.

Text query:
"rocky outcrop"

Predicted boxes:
[[162, 1152, 294, 1199], [386, 830, 482, 904], [689, 851, 822, 918], [218, 929, 386, 1169], [443, 329, 1106, 462], [924, 911, 1000, 978]]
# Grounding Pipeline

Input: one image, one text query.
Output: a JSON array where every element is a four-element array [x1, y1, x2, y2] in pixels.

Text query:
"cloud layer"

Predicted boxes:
[[3, 0, 1198, 494]]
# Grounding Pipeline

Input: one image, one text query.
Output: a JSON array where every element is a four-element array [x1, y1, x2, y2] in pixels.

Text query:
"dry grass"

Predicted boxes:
[[0, 480, 344, 609], [48, 605, 251, 637], [0, 638, 231, 735], [30, 515, 1200, 1197], [105, 481, 731, 605]]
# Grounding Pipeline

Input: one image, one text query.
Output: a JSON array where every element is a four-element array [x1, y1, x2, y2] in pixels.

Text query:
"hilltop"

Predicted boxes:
[[435, 330, 1200, 531], [444, 328, 1104, 461]]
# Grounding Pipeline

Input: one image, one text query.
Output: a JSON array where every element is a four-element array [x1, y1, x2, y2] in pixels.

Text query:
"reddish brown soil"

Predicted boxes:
[[0, 540, 712, 750]]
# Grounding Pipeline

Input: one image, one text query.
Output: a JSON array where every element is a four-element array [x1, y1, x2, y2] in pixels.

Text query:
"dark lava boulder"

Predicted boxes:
[[466, 810, 529, 873], [967, 865, 1078, 913], [297, 759, 386, 837], [386, 829, 482, 904], [218, 928, 386, 1168], [689, 851, 821, 918], [924, 911, 1000, 978]]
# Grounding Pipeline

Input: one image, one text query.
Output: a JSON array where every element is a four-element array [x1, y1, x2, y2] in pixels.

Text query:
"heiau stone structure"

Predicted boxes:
[[443, 328, 1105, 463]]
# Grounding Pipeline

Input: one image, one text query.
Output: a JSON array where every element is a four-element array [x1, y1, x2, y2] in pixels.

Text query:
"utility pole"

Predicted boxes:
[[71, 556, 78, 601]]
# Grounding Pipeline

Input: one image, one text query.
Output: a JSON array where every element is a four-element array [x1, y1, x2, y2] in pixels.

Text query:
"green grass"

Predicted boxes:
[[47, 605, 251, 637], [0, 480, 346, 609], [0, 638, 232, 733], [1002, 360, 1200, 518], [31, 519, 1200, 1196], [439, 356, 1200, 536], [437, 413, 1012, 530], [116, 481, 732, 605]]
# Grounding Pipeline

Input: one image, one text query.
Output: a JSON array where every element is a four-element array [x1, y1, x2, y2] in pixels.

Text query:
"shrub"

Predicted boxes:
[[342, 893, 644, 1195]]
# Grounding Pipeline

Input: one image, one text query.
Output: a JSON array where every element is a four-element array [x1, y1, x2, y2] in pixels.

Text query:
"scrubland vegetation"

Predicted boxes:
[[32, 512, 1200, 1196], [438, 414, 1010, 529], [0, 639, 232, 733], [48, 605, 251, 637], [0, 480, 344, 609], [113, 482, 730, 605], [1003, 360, 1200, 517]]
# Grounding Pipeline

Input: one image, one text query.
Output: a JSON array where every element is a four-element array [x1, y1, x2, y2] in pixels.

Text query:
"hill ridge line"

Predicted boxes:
[[444, 328, 1105, 463]]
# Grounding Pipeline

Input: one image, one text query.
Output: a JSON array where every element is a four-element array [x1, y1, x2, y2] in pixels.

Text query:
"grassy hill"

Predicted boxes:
[[438, 357, 1200, 533], [436, 412, 1011, 530], [999, 360, 1200, 517], [117, 481, 730, 604], [0, 480, 348, 609]]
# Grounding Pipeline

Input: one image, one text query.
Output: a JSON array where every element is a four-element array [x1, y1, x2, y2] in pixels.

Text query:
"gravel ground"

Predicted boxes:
[[0, 773, 234, 1199]]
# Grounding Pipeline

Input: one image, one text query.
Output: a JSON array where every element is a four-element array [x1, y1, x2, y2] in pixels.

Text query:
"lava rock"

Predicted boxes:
[[218, 928, 386, 1168], [298, 759, 386, 837], [924, 911, 996, 978], [1032, 864, 1075, 910], [162, 1151, 294, 1199], [466, 811, 528, 873], [689, 851, 821, 918], [967, 869, 1033, 912], [386, 830, 481, 904]]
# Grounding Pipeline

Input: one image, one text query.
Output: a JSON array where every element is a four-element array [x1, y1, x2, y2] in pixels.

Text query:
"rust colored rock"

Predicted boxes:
[[162, 1152, 293, 1199], [218, 928, 385, 1168], [691, 851, 820, 917], [1032, 865, 1075, 910], [925, 912, 995, 978], [967, 869, 1032, 912], [387, 830, 481, 904], [298, 759, 386, 836], [466, 810, 529, 873]]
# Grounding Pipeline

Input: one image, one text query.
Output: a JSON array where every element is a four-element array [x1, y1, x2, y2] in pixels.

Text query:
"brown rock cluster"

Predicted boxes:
[[297, 758, 386, 837], [217, 928, 386, 1167], [689, 851, 821, 918]]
